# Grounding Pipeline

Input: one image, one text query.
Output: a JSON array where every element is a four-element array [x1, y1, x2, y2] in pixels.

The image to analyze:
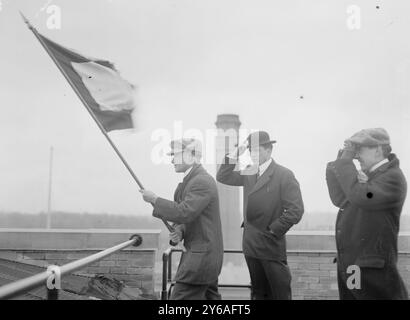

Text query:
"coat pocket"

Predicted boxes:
[[187, 252, 204, 272], [179, 251, 205, 275], [355, 255, 386, 269], [183, 242, 209, 274], [190, 242, 210, 252]]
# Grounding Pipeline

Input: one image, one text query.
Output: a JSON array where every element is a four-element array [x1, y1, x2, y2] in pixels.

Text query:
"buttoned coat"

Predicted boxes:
[[153, 164, 223, 285], [217, 156, 304, 261], [326, 154, 408, 299]]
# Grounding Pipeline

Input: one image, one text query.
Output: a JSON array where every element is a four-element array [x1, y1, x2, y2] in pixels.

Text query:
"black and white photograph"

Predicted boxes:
[[0, 0, 409, 307]]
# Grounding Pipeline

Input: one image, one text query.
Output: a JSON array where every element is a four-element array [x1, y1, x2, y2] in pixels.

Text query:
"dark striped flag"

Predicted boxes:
[[36, 31, 136, 132], [22, 14, 180, 237]]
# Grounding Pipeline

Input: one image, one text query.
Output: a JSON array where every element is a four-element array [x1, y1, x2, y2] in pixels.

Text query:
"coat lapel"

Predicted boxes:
[[368, 154, 398, 180], [174, 183, 184, 202], [248, 174, 257, 190], [175, 164, 203, 201], [183, 164, 202, 183], [248, 160, 276, 196]]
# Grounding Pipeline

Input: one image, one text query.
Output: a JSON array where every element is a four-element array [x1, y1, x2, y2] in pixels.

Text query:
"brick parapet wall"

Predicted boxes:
[[286, 231, 410, 299], [287, 251, 410, 300], [1, 229, 409, 299]]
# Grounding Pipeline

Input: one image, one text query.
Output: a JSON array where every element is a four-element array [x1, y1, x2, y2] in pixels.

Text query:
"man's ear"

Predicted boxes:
[[377, 145, 383, 157]]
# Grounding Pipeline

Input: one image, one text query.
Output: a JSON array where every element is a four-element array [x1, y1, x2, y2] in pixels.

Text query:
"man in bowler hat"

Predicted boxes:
[[140, 138, 224, 300], [217, 131, 304, 299], [326, 128, 408, 299]]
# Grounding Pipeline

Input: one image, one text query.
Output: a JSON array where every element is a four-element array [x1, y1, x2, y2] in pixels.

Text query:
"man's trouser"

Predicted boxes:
[[170, 280, 221, 300], [245, 255, 292, 300]]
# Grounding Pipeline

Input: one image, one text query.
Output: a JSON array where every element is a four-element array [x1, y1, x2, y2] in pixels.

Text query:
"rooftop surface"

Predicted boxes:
[[0, 258, 91, 300]]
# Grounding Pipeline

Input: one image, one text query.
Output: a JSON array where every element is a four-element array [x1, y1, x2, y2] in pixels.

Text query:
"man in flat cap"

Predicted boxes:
[[140, 138, 223, 300], [217, 131, 304, 300], [326, 128, 408, 299]]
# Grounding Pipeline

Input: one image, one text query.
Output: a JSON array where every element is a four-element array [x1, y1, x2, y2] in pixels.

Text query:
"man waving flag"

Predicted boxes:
[[21, 13, 178, 236]]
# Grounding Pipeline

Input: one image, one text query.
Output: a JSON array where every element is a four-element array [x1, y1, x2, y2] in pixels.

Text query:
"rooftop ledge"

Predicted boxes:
[[286, 230, 410, 252], [287, 230, 410, 236], [0, 229, 161, 251], [0, 228, 161, 234], [1, 229, 407, 236], [0, 229, 409, 252]]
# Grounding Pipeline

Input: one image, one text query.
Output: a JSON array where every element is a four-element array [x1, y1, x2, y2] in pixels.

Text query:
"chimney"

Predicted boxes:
[[215, 114, 242, 250]]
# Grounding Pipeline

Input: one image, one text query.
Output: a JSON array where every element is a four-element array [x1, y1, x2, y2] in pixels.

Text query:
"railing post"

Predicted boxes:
[[47, 287, 59, 300], [167, 249, 174, 299], [168, 250, 172, 282], [161, 251, 169, 300]]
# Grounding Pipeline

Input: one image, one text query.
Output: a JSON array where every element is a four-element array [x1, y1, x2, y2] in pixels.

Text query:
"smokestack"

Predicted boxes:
[[215, 114, 242, 250]]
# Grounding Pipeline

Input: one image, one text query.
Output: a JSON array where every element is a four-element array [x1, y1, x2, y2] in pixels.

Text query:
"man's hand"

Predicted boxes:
[[170, 230, 182, 244], [228, 140, 248, 159], [357, 170, 369, 184], [237, 140, 248, 156], [169, 230, 186, 252], [267, 227, 279, 239], [340, 140, 356, 160], [139, 189, 158, 204]]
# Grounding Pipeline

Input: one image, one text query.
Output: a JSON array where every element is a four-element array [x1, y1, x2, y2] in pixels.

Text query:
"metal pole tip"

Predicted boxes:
[[130, 234, 143, 247]]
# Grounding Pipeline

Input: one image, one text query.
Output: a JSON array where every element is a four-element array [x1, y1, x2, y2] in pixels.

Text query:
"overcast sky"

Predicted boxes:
[[1, 0, 410, 221]]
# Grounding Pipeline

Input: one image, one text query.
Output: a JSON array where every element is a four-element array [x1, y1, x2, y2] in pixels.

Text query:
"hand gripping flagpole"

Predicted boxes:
[[19, 13, 181, 243]]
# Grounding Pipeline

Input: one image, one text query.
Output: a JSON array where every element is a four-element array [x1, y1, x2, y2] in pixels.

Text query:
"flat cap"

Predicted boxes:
[[346, 128, 390, 146], [166, 138, 202, 156]]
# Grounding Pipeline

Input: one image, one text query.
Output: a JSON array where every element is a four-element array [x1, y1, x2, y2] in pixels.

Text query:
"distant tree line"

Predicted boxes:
[[0, 211, 165, 229], [0, 210, 408, 234]]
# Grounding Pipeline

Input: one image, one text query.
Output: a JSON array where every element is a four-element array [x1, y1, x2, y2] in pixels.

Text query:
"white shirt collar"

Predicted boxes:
[[184, 166, 193, 178], [258, 158, 273, 177], [369, 158, 389, 173]]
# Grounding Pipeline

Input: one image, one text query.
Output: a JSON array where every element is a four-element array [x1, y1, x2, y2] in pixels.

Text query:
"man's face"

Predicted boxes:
[[249, 145, 272, 165], [355, 145, 382, 171], [171, 151, 194, 173]]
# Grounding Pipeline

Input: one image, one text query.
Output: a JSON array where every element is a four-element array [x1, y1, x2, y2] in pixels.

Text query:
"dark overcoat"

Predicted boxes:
[[153, 164, 223, 285], [217, 156, 304, 261], [326, 154, 408, 299]]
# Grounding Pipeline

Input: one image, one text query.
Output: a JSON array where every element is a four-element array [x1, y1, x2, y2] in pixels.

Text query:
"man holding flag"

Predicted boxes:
[[140, 139, 224, 300], [20, 13, 179, 233], [21, 13, 223, 299]]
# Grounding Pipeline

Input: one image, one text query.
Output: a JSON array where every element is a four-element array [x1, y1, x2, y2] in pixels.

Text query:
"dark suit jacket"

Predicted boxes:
[[217, 156, 304, 261], [326, 154, 408, 299], [153, 164, 223, 285]]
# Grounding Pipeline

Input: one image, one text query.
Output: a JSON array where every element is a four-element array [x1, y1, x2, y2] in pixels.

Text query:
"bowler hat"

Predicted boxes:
[[247, 131, 276, 148]]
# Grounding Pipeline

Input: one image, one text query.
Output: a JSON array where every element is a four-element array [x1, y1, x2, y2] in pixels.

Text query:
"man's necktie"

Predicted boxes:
[[174, 182, 184, 202]]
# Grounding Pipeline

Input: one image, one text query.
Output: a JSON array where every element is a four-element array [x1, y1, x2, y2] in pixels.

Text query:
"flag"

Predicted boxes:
[[35, 31, 136, 132], [21, 14, 178, 237]]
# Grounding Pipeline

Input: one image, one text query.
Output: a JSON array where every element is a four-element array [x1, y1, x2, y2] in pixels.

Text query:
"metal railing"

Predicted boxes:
[[162, 248, 252, 300], [0, 234, 142, 300]]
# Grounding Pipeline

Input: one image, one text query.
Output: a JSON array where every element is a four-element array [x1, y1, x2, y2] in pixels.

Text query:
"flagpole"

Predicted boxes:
[[47, 146, 53, 229], [20, 13, 175, 234]]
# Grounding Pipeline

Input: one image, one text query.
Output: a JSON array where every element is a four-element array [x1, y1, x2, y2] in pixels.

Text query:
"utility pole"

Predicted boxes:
[[47, 146, 53, 229]]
